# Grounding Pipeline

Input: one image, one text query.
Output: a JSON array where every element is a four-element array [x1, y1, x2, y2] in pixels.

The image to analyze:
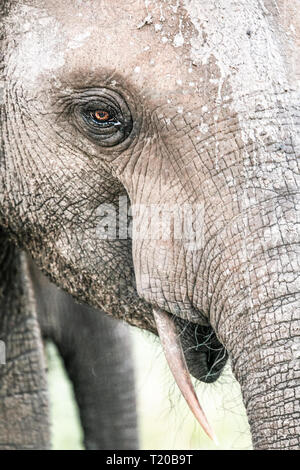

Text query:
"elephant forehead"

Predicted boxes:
[[5, 0, 208, 99], [6, 1, 298, 139]]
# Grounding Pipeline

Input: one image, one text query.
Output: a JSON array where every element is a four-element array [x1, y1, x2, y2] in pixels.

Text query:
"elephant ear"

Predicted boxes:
[[153, 307, 218, 445]]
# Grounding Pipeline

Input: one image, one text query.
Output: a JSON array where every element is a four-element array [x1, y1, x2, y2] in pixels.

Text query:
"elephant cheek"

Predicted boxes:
[[133, 234, 204, 322]]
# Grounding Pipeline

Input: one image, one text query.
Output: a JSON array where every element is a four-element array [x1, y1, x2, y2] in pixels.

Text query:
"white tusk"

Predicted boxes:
[[153, 307, 218, 445]]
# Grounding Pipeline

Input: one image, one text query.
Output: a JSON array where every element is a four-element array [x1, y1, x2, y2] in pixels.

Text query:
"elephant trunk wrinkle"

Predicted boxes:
[[216, 291, 300, 449], [152, 307, 218, 445]]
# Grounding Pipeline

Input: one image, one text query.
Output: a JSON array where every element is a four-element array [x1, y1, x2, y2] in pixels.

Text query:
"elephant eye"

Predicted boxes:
[[88, 109, 119, 127], [92, 110, 110, 122], [73, 89, 133, 147]]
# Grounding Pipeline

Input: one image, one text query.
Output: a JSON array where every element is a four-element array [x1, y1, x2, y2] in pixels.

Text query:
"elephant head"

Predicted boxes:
[[0, 0, 299, 449]]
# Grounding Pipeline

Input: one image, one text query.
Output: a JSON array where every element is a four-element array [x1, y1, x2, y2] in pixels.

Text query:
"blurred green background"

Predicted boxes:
[[47, 327, 252, 450]]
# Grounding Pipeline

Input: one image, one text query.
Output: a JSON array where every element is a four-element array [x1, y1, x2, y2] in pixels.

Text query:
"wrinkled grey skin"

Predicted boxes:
[[0, 0, 299, 450], [0, 230, 49, 449], [0, 237, 138, 450], [29, 258, 138, 450]]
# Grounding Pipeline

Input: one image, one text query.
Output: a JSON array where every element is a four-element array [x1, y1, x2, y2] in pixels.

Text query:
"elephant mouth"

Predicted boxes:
[[173, 316, 228, 383], [153, 307, 227, 444]]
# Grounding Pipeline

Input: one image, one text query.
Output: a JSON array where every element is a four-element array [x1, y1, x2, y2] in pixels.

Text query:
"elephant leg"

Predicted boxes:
[[0, 231, 50, 449], [28, 258, 139, 450]]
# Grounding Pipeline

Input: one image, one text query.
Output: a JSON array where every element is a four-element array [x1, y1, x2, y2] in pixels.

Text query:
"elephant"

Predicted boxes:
[[28, 257, 139, 450], [0, 0, 299, 450], [0, 236, 138, 450]]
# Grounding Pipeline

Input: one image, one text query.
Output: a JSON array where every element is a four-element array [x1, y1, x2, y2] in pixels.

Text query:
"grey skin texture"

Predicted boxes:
[[0, 0, 299, 450], [28, 258, 139, 450], [0, 229, 49, 449], [0, 235, 138, 450]]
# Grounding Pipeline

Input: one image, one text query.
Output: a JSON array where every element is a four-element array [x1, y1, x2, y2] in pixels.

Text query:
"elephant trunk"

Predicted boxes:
[[211, 240, 300, 449], [200, 130, 300, 448], [232, 299, 299, 449]]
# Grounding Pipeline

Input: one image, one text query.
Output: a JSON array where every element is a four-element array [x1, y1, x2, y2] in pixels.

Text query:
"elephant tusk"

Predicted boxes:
[[153, 307, 218, 445]]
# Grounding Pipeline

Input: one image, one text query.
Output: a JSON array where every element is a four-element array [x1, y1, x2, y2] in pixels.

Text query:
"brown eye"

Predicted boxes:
[[93, 110, 110, 121], [76, 89, 133, 147]]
